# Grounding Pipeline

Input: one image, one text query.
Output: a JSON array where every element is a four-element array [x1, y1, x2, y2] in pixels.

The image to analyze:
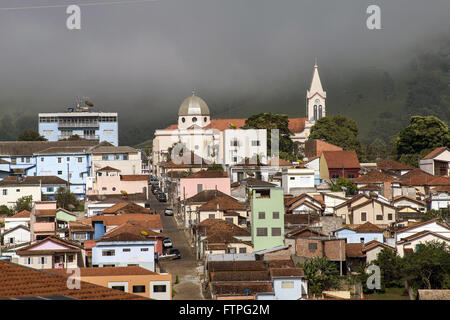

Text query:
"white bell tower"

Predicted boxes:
[[306, 59, 326, 121]]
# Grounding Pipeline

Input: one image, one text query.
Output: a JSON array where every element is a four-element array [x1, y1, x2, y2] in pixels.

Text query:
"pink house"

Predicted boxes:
[[87, 166, 149, 197], [180, 171, 231, 200]]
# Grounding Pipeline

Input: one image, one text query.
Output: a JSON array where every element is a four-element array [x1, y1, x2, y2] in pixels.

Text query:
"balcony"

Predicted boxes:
[[58, 135, 99, 141], [58, 121, 99, 128]]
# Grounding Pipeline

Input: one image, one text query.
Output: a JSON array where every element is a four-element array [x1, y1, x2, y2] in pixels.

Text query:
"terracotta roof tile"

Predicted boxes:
[[182, 170, 228, 179], [210, 271, 270, 282], [198, 196, 247, 211], [322, 150, 360, 169], [91, 214, 162, 229], [305, 139, 343, 158], [354, 222, 383, 233], [196, 219, 250, 237], [185, 189, 231, 203], [353, 170, 399, 183], [102, 202, 152, 214], [97, 166, 120, 171], [270, 268, 305, 278], [98, 220, 164, 242], [377, 159, 414, 171], [120, 175, 150, 181], [44, 266, 158, 277], [207, 261, 266, 272], [362, 240, 396, 252], [346, 243, 365, 258], [10, 210, 31, 219], [422, 147, 449, 160], [0, 261, 146, 300], [268, 260, 295, 268]]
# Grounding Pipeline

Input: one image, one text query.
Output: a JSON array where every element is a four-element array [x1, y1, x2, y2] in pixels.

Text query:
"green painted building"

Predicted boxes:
[[250, 187, 285, 251]]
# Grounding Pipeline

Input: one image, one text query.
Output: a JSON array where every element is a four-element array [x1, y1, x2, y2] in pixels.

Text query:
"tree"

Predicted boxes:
[[300, 257, 341, 297], [0, 205, 13, 216], [330, 178, 356, 196], [309, 115, 365, 160], [207, 163, 224, 171], [373, 248, 404, 288], [402, 241, 450, 291], [396, 116, 450, 166], [18, 130, 47, 141], [14, 195, 33, 212], [55, 187, 78, 210], [243, 113, 295, 161], [421, 208, 449, 224]]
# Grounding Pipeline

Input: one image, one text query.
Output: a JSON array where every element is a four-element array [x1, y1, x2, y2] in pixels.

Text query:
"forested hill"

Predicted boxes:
[[0, 39, 449, 147]]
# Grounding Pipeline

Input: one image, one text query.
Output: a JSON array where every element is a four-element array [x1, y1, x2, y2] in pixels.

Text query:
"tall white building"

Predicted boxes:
[[38, 101, 118, 146]]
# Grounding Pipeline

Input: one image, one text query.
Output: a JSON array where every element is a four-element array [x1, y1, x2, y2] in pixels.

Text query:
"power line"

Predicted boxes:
[[0, 0, 160, 11]]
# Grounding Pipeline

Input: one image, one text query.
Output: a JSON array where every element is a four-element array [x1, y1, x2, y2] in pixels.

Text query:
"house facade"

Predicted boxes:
[[179, 170, 231, 200], [251, 187, 285, 251]]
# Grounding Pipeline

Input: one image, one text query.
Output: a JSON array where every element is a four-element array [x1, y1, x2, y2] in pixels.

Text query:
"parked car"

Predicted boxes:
[[169, 248, 181, 259], [164, 208, 173, 216], [157, 193, 167, 202], [163, 238, 173, 248]]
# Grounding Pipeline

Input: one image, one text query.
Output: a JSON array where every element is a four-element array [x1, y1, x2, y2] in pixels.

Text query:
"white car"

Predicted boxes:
[[163, 238, 173, 248]]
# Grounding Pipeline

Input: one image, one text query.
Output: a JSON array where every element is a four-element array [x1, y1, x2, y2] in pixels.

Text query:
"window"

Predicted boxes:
[[361, 212, 367, 222], [40, 257, 46, 264], [239, 248, 247, 254], [79, 173, 83, 178], [102, 154, 108, 160], [102, 250, 115, 256], [258, 212, 265, 219], [68, 255, 74, 263], [47, 187, 54, 193], [133, 285, 146, 293], [123, 248, 131, 252], [102, 187, 107, 191], [331, 174, 339, 179], [290, 177, 295, 180], [16, 189, 20, 192], [123, 154, 129, 160], [26, 257, 33, 265], [140, 248, 149, 252], [204, 117, 207, 122], [41, 157, 44, 162], [67, 157, 70, 161], [192, 117, 197, 123], [11, 158, 16, 165], [225, 218, 234, 223], [197, 184, 203, 193], [251, 140, 260, 146], [360, 238, 365, 243], [347, 174, 355, 179], [272, 228, 281, 236], [77, 157, 83, 163], [8, 237, 14, 244], [115, 154, 120, 160], [181, 117, 185, 123], [58, 157, 62, 163], [26, 158, 30, 163], [21, 157, 24, 162], [111, 286, 125, 292], [112, 187, 116, 191], [256, 228, 267, 237], [388, 214, 393, 221], [319, 105, 323, 119], [281, 281, 295, 289], [208, 214, 215, 219], [2, 189, 7, 196], [230, 139, 238, 147], [273, 212, 280, 219], [153, 285, 166, 293], [57, 171, 62, 175], [308, 243, 318, 251], [376, 215, 383, 221], [313, 105, 318, 120]]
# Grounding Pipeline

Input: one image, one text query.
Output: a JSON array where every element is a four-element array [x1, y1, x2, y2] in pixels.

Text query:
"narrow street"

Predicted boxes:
[[149, 191, 204, 300]]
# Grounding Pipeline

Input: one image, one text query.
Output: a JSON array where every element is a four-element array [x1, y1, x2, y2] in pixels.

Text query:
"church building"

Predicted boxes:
[[152, 63, 327, 176]]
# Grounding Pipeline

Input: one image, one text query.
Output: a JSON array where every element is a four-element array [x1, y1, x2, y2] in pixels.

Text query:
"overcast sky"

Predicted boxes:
[[0, 0, 449, 136]]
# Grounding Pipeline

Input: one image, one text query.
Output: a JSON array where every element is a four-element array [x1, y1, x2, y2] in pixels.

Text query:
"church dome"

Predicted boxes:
[[178, 92, 210, 116]]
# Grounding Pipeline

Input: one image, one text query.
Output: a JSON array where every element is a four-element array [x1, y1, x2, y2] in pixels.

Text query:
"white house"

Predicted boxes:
[[223, 129, 267, 166], [282, 167, 315, 195], [2, 225, 31, 246], [419, 147, 450, 177], [90, 145, 143, 176], [4, 210, 31, 230], [0, 177, 41, 208], [396, 218, 450, 242], [256, 268, 308, 300], [396, 231, 450, 257], [430, 186, 450, 211]]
